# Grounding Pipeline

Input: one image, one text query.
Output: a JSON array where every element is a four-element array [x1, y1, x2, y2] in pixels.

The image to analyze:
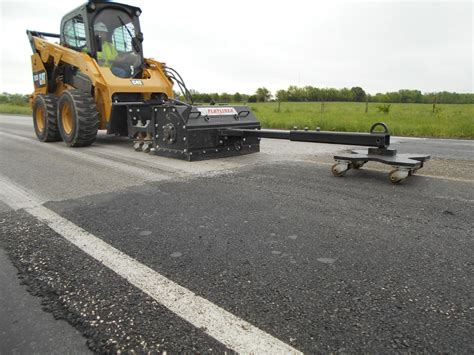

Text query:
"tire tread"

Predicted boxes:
[[59, 90, 99, 147], [33, 94, 61, 142]]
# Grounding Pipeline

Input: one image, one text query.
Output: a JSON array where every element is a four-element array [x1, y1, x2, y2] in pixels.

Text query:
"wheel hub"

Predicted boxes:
[[35, 105, 45, 132], [61, 102, 74, 135]]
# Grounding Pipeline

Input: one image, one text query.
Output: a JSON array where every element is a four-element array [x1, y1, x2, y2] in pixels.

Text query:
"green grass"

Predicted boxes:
[[249, 102, 474, 139], [0, 104, 31, 115], [1, 101, 472, 138]]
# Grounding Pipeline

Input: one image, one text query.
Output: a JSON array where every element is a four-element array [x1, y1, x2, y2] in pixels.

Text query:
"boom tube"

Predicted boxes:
[[218, 128, 390, 148]]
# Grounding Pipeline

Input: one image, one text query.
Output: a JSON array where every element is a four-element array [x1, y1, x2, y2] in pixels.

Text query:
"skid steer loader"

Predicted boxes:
[[27, 0, 429, 183]]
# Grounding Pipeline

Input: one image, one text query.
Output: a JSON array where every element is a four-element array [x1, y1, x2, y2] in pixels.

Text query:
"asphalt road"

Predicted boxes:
[[0, 113, 473, 353]]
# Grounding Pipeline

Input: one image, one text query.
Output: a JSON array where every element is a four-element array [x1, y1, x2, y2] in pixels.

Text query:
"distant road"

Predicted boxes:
[[1, 113, 473, 353], [390, 135, 474, 160]]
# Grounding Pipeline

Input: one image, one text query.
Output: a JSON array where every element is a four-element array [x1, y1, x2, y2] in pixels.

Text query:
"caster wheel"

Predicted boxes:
[[389, 169, 410, 184], [134, 141, 144, 151], [142, 142, 152, 153], [331, 163, 349, 177]]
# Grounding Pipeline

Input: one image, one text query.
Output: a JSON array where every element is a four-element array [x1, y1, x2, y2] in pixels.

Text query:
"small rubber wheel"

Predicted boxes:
[[32, 94, 61, 142], [58, 90, 99, 147], [389, 170, 400, 184], [331, 163, 348, 177], [389, 169, 409, 184]]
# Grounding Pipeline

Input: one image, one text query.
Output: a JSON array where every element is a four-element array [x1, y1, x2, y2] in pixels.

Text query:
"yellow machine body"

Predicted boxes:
[[29, 36, 173, 130]]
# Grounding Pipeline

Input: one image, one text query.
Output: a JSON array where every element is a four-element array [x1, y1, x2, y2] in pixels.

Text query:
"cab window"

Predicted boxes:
[[63, 15, 87, 51], [92, 9, 142, 78], [112, 23, 135, 52]]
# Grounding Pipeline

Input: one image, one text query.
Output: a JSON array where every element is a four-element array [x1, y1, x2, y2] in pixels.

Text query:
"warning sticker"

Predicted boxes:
[[33, 71, 47, 88], [197, 107, 238, 116]]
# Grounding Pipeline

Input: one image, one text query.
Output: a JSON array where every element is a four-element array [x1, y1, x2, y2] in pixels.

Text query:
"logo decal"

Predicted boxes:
[[197, 107, 238, 116], [130, 79, 144, 85]]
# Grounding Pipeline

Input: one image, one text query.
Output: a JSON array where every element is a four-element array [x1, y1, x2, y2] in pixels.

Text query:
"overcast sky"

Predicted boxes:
[[0, 0, 472, 95]]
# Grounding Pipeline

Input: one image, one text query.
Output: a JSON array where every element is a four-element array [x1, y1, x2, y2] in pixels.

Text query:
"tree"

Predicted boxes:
[[248, 95, 257, 103], [233, 92, 242, 103], [220, 92, 231, 103], [326, 88, 339, 101], [210, 93, 220, 103], [201, 93, 212, 103], [351, 87, 366, 102], [339, 88, 353, 102], [287, 86, 306, 101], [255, 87, 271, 102], [275, 89, 289, 102], [398, 89, 422, 103]]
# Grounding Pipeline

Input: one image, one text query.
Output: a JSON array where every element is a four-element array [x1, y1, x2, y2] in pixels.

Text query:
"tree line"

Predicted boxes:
[[0, 93, 29, 106], [189, 87, 474, 104], [2, 87, 473, 106]]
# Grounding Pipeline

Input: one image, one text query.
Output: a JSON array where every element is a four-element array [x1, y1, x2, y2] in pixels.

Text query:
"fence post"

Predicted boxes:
[[432, 95, 437, 114]]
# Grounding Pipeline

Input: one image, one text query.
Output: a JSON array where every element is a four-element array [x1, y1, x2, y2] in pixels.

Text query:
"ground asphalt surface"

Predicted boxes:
[[0, 114, 473, 353]]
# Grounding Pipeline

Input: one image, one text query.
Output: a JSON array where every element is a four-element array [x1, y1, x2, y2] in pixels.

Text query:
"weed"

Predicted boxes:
[[376, 104, 391, 114]]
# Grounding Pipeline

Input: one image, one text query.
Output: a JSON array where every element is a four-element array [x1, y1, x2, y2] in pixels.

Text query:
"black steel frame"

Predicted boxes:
[[219, 128, 390, 149]]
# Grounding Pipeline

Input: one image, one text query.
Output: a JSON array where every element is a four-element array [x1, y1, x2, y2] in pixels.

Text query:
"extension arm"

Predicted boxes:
[[219, 122, 391, 149]]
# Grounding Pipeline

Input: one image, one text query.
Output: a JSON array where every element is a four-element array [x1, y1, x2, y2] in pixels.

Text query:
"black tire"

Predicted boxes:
[[32, 94, 61, 142], [57, 90, 99, 147]]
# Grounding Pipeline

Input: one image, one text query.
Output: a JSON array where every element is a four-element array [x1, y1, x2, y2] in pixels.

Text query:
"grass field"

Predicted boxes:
[[250, 102, 474, 139], [1, 102, 473, 138], [0, 104, 31, 115]]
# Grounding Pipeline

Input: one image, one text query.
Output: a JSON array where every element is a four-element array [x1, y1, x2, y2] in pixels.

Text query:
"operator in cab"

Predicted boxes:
[[93, 22, 129, 77]]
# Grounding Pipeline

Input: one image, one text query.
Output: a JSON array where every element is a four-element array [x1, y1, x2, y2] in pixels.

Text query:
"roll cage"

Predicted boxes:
[[59, 1, 144, 63]]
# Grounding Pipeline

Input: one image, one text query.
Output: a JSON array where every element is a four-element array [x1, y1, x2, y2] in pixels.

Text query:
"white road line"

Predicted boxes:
[[0, 178, 45, 210], [417, 174, 474, 183], [435, 195, 474, 203], [392, 135, 474, 143], [0, 175, 302, 354]]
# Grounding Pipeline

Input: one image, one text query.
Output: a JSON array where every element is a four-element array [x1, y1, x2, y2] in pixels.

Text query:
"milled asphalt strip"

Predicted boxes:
[[0, 127, 186, 174], [0, 176, 302, 354], [0, 131, 173, 181], [0, 117, 31, 126], [0, 127, 252, 176], [5, 128, 473, 184]]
